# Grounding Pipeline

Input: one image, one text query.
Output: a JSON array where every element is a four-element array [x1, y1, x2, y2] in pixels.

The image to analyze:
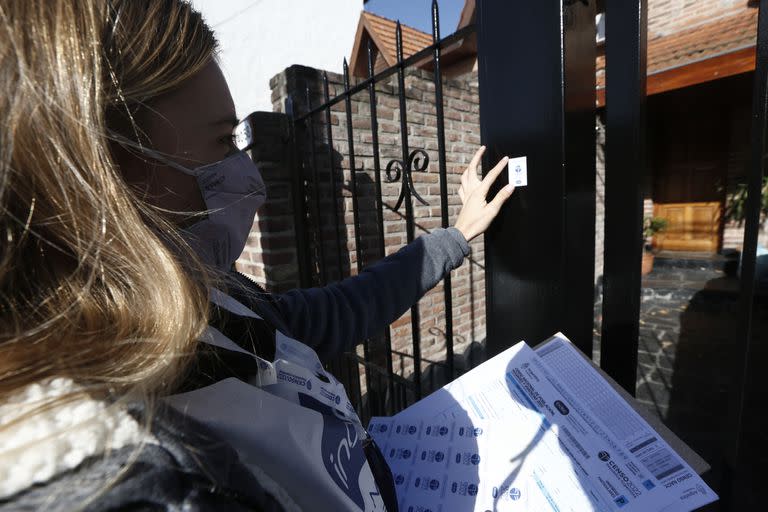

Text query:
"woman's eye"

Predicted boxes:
[[218, 134, 238, 150]]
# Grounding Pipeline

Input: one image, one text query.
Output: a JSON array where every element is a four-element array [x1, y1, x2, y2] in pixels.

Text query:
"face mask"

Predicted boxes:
[[111, 133, 266, 270], [162, 151, 267, 271]]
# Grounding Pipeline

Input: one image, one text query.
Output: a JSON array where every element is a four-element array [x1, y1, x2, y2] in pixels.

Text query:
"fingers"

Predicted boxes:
[[479, 156, 510, 195], [488, 184, 515, 211], [468, 145, 485, 173]]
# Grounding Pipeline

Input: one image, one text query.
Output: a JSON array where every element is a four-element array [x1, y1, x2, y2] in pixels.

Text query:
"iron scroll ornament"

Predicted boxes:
[[385, 149, 430, 213]]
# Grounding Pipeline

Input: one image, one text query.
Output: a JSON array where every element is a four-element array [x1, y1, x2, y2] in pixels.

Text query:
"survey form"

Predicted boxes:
[[369, 338, 717, 511]]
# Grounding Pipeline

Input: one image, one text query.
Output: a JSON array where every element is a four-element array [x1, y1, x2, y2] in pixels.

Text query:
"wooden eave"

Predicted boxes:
[[596, 45, 756, 107]]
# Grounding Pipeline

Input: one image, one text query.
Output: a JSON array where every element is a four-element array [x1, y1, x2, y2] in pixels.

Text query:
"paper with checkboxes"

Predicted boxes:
[[368, 334, 717, 511]]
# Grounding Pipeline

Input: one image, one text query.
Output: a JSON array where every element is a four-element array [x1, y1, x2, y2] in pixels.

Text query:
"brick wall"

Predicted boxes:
[[239, 64, 486, 384], [235, 112, 297, 288]]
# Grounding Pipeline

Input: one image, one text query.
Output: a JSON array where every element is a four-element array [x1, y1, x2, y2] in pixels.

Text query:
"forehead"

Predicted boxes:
[[142, 61, 236, 137]]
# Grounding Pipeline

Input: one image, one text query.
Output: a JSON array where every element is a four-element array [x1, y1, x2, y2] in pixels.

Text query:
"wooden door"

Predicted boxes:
[[651, 91, 727, 253], [654, 201, 721, 252]]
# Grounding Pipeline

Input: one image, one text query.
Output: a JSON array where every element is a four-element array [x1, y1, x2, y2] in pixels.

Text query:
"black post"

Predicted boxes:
[[725, 0, 768, 505], [284, 96, 313, 288], [478, 1, 597, 357], [600, 0, 648, 395]]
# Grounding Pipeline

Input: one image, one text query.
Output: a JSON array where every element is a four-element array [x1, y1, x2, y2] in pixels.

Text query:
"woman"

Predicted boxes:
[[0, 0, 513, 510]]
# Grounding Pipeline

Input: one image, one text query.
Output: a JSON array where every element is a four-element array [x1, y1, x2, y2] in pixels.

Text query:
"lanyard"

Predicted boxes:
[[206, 288, 364, 431]]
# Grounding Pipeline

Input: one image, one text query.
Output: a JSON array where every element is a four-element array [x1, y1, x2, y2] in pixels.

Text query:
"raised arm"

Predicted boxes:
[[273, 227, 468, 360], [273, 147, 514, 361]]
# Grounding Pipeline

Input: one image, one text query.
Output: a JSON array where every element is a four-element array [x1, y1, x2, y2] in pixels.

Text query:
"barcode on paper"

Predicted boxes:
[[630, 438, 685, 481]]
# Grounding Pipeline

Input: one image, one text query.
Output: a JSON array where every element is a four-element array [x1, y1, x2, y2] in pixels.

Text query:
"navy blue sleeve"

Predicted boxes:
[[271, 227, 470, 361]]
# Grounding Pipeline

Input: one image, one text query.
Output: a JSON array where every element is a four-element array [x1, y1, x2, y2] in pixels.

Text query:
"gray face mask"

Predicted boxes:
[[112, 133, 267, 270], [163, 151, 266, 271]]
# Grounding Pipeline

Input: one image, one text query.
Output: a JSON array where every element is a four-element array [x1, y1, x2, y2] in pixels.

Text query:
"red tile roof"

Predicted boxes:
[[360, 11, 433, 66], [597, 7, 758, 91]]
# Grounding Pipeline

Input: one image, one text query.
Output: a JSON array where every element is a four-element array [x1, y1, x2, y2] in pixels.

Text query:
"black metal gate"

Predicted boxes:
[[284, 1, 475, 422]]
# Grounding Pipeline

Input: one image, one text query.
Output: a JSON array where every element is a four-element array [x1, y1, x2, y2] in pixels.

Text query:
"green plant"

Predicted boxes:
[[725, 177, 768, 224], [643, 216, 668, 241]]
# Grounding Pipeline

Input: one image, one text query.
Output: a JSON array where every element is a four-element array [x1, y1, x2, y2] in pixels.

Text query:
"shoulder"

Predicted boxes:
[[92, 403, 286, 511], [0, 384, 285, 512]]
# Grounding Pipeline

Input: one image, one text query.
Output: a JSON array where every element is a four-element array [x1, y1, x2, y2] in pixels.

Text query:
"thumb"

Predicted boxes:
[[488, 184, 515, 211]]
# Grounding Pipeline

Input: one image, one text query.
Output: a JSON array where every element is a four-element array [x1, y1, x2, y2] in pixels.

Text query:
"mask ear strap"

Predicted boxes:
[[108, 131, 197, 175]]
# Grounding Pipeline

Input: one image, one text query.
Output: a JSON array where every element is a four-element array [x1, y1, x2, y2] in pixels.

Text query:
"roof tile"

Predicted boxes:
[[362, 11, 433, 66], [597, 7, 757, 88]]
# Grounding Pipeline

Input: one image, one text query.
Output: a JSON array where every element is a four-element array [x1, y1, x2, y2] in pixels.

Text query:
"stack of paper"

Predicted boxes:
[[368, 333, 717, 511]]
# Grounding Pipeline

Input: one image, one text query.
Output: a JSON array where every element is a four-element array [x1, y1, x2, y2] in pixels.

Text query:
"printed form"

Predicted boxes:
[[368, 335, 717, 511]]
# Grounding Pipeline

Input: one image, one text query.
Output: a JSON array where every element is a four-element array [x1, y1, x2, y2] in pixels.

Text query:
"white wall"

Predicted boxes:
[[193, 0, 361, 116]]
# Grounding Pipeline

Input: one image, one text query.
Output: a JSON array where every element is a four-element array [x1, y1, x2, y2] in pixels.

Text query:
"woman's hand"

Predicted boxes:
[[454, 146, 515, 242]]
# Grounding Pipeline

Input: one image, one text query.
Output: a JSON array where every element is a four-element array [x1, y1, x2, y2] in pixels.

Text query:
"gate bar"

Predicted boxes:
[[343, 59, 374, 416], [322, 73, 345, 281], [367, 40, 397, 414], [431, 0, 456, 380], [304, 88, 327, 286], [600, 0, 648, 394], [396, 21, 423, 400], [284, 96, 313, 288]]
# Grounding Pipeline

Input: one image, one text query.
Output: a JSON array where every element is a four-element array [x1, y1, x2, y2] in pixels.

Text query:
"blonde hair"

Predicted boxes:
[[0, 0, 216, 451]]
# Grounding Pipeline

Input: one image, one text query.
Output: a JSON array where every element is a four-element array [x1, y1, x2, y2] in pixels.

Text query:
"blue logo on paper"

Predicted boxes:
[[470, 454, 481, 465], [306, 380, 312, 390], [395, 474, 405, 485], [643, 479, 655, 490], [429, 479, 440, 491], [335, 395, 341, 405], [439, 426, 448, 436], [614, 495, 628, 508], [435, 452, 444, 462], [408, 425, 417, 435], [474, 427, 483, 436], [510, 488, 521, 500]]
